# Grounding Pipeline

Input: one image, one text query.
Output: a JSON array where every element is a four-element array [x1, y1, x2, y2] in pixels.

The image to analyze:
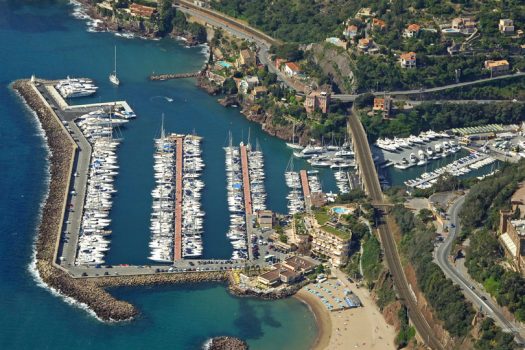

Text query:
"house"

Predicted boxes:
[[372, 18, 386, 30], [284, 62, 302, 77], [484, 59, 510, 75], [304, 91, 331, 114], [236, 76, 259, 94], [499, 19, 515, 34], [236, 49, 256, 68], [250, 86, 268, 100], [400, 52, 417, 68], [343, 25, 359, 38], [451, 17, 476, 34], [355, 7, 375, 19], [403, 23, 421, 38], [257, 210, 274, 229], [373, 96, 392, 118], [129, 3, 156, 18], [357, 38, 372, 51]]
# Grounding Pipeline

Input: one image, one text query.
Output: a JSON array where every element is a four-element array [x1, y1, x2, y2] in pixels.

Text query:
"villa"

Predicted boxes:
[[403, 23, 421, 38], [484, 60, 510, 75], [499, 19, 515, 34], [400, 52, 417, 69], [284, 62, 302, 77]]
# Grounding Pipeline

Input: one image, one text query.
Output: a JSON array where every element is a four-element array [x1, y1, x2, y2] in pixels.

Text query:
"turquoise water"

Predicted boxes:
[[0, 1, 318, 349]]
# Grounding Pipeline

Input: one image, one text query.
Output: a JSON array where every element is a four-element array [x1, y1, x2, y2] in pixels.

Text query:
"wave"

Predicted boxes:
[[201, 338, 212, 350]]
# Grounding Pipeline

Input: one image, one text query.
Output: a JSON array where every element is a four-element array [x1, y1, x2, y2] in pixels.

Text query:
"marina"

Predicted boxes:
[[404, 152, 495, 189], [74, 107, 134, 265], [285, 159, 305, 215]]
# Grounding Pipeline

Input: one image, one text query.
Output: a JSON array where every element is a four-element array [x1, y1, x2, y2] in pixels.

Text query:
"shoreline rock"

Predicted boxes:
[[206, 336, 248, 350]]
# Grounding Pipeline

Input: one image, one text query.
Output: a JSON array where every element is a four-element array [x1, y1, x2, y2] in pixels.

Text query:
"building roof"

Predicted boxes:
[[279, 269, 300, 280], [501, 233, 518, 256], [485, 59, 509, 68], [285, 62, 301, 72], [347, 25, 358, 32], [407, 23, 421, 32], [129, 3, 156, 17], [284, 256, 318, 271], [258, 266, 281, 282], [239, 49, 254, 62], [400, 52, 417, 61], [358, 38, 371, 46], [372, 18, 386, 28]]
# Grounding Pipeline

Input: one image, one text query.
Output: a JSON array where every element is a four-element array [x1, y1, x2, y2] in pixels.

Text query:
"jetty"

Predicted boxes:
[[299, 170, 312, 211], [240, 144, 252, 215], [149, 72, 201, 81], [174, 136, 184, 261]]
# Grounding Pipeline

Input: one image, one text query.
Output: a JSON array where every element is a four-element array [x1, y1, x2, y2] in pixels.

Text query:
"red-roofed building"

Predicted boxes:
[[343, 24, 359, 38], [400, 52, 417, 68], [284, 62, 302, 76], [403, 23, 421, 38], [372, 18, 386, 30], [129, 3, 156, 18]]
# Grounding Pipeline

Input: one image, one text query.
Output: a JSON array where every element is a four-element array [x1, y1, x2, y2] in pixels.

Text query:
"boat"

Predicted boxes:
[[109, 46, 120, 86], [394, 157, 411, 169], [286, 123, 304, 150]]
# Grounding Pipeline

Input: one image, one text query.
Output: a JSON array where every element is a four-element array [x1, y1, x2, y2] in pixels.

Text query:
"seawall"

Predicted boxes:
[[12, 79, 231, 321]]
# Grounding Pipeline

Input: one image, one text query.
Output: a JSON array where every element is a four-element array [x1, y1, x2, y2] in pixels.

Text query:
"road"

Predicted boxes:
[[174, 1, 305, 92], [436, 195, 525, 344], [334, 72, 525, 101], [347, 109, 443, 349]]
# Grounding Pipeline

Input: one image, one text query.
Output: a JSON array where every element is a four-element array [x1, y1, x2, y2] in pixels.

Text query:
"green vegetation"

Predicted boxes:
[[474, 318, 517, 350], [361, 234, 382, 283], [393, 204, 475, 337], [460, 161, 525, 231], [360, 102, 525, 141], [395, 306, 416, 348], [314, 209, 330, 226], [320, 224, 351, 240], [466, 229, 525, 322], [211, 0, 359, 43]]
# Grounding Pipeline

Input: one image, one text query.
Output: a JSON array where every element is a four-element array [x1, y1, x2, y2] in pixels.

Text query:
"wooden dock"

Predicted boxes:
[[174, 136, 184, 261], [240, 144, 252, 215]]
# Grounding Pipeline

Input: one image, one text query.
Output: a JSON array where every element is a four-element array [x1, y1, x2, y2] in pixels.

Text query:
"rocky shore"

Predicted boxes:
[[228, 280, 307, 300], [206, 336, 248, 350]]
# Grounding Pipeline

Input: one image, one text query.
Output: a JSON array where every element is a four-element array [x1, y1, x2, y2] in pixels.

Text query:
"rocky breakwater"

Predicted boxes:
[[205, 336, 248, 350], [12, 79, 229, 322], [229, 279, 308, 300]]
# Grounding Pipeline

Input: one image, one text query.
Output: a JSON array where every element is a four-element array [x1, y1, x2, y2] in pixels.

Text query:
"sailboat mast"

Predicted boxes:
[[114, 46, 117, 75]]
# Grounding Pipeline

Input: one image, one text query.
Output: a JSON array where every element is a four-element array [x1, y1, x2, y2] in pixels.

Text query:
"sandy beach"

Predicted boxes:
[[295, 273, 396, 350]]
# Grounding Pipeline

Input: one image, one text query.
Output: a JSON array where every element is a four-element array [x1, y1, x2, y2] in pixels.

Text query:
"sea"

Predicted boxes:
[[0, 1, 499, 349], [0, 1, 318, 349]]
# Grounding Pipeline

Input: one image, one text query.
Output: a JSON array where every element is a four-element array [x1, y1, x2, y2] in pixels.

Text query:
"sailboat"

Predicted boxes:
[[286, 123, 304, 150], [109, 46, 120, 86]]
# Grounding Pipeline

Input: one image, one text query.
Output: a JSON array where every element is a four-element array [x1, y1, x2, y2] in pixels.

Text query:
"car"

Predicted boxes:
[[480, 295, 487, 301], [451, 223, 456, 228]]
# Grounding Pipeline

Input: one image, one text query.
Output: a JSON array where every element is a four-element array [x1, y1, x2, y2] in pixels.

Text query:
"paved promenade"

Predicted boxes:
[[240, 144, 252, 215]]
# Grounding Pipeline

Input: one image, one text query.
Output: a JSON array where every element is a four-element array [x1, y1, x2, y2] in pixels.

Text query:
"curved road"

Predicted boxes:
[[347, 110, 443, 350], [334, 72, 525, 102], [436, 195, 525, 345]]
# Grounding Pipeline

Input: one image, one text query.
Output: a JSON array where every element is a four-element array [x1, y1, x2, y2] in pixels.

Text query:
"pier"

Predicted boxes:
[[299, 170, 312, 212], [240, 144, 252, 215], [149, 72, 201, 81], [174, 136, 184, 261]]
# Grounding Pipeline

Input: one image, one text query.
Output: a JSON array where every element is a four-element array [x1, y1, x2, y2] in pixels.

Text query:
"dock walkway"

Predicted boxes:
[[240, 145, 252, 215], [299, 170, 312, 211], [174, 137, 184, 261]]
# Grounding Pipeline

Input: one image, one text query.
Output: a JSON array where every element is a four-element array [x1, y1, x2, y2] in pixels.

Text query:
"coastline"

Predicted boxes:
[[294, 289, 332, 350]]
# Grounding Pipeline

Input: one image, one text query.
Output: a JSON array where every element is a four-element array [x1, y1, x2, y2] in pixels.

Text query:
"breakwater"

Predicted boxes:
[[149, 71, 202, 81], [12, 79, 231, 321]]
